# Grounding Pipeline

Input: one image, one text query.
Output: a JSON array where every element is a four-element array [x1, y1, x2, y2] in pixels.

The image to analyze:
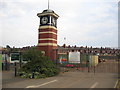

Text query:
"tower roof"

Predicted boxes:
[[37, 9, 59, 18], [42, 9, 54, 13]]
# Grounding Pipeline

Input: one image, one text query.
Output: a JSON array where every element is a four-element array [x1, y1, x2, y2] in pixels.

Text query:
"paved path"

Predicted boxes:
[[2, 60, 119, 88], [0, 71, 2, 89], [2, 71, 118, 88]]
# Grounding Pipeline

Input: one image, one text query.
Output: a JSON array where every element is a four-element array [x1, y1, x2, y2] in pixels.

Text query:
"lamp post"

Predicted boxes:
[[4, 50, 9, 71], [56, 49, 58, 66], [19, 51, 22, 68], [5, 53, 8, 71], [87, 49, 90, 73]]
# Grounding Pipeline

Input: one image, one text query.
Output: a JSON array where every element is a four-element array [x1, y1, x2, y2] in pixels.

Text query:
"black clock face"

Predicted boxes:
[[40, 16, 57, 27], [52, 18, 55, 25], [41, 17, 48, 24], [52, 17, 56, 26]]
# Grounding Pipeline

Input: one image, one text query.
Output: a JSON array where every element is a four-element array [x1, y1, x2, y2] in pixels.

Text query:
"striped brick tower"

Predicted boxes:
[[37, 9, 59, 61]]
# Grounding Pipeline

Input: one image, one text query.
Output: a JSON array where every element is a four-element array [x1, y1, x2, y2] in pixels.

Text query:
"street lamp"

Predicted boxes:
[[19, 51, 22, 68]]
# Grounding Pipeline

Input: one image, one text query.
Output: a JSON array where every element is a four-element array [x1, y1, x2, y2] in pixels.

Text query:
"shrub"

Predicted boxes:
[[17, 47, 60, 79]]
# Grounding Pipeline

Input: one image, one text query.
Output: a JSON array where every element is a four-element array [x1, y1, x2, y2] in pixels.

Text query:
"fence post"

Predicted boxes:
[[88, 65, 90, 73], [87, 60, 90, 73], [94, 66, 95, 75], [2, 63, 4, 71]]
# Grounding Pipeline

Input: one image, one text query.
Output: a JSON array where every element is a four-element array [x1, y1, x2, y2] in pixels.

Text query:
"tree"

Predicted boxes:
[[18, 47, 60, 78]]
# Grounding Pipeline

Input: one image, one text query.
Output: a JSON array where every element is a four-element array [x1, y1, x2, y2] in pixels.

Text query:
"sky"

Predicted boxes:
[[0, 0, 119, 48]]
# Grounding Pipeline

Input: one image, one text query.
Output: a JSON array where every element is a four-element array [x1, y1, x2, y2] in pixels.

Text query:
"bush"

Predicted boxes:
[[17, 47, 60, 79]]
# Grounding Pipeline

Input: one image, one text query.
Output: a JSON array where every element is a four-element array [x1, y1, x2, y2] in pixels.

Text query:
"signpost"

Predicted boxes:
[[11, 52, 20, 77], [14, 62, 17, 77]]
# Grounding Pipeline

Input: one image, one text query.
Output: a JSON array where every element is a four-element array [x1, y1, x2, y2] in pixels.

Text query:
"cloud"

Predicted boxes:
[[57, 1, 118, 47], [0, 0, 118, 48]]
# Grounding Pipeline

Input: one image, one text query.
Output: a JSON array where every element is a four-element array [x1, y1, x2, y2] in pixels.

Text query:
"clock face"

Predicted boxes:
[[52, 17, 56, 26], [41, 17, 48, 24]]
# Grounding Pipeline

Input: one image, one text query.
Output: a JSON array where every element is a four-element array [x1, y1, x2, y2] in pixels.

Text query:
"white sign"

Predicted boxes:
[[69, 52, 80, 63]]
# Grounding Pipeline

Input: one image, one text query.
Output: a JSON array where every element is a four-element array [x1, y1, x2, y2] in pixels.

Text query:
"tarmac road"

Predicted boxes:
[[2, 60, 119, 88]]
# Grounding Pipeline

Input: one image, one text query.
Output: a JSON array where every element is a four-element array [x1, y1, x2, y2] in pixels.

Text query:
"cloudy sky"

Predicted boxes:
[[0, 0, 118, 48]]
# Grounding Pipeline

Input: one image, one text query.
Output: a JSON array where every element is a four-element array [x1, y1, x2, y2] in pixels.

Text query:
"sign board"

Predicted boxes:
[[59, 53, 68, 64], [69, 52, 80, 63], [91, 55, 98, 66], [10, 53, 20, 63]]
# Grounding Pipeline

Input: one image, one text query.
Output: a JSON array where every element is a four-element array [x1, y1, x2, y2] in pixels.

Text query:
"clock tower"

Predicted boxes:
[[37, 9, 59, 61]]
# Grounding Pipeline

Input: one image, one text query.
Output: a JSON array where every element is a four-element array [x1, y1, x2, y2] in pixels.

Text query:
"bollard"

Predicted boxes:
[[32, 72, 34, 78], [88, 66, 90, 73], [32, 69, 35, 78], [2, 63, 4, 71], [7, 63, 10, 71], [5, 61, 8, 71]]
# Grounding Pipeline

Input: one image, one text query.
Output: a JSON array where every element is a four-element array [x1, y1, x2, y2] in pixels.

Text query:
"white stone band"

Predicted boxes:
[[39, 32, 57, 35], [39, 38, 57, 41], [39, 26, 57, 30], [38, 43, 57, 46]]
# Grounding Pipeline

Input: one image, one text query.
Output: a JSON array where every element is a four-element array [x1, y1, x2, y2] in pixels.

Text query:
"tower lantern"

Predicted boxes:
[[37, 9, 59, 61]]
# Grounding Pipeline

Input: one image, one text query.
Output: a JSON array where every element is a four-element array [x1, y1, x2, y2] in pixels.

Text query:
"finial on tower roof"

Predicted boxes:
[[48, 0, 49, 9]]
